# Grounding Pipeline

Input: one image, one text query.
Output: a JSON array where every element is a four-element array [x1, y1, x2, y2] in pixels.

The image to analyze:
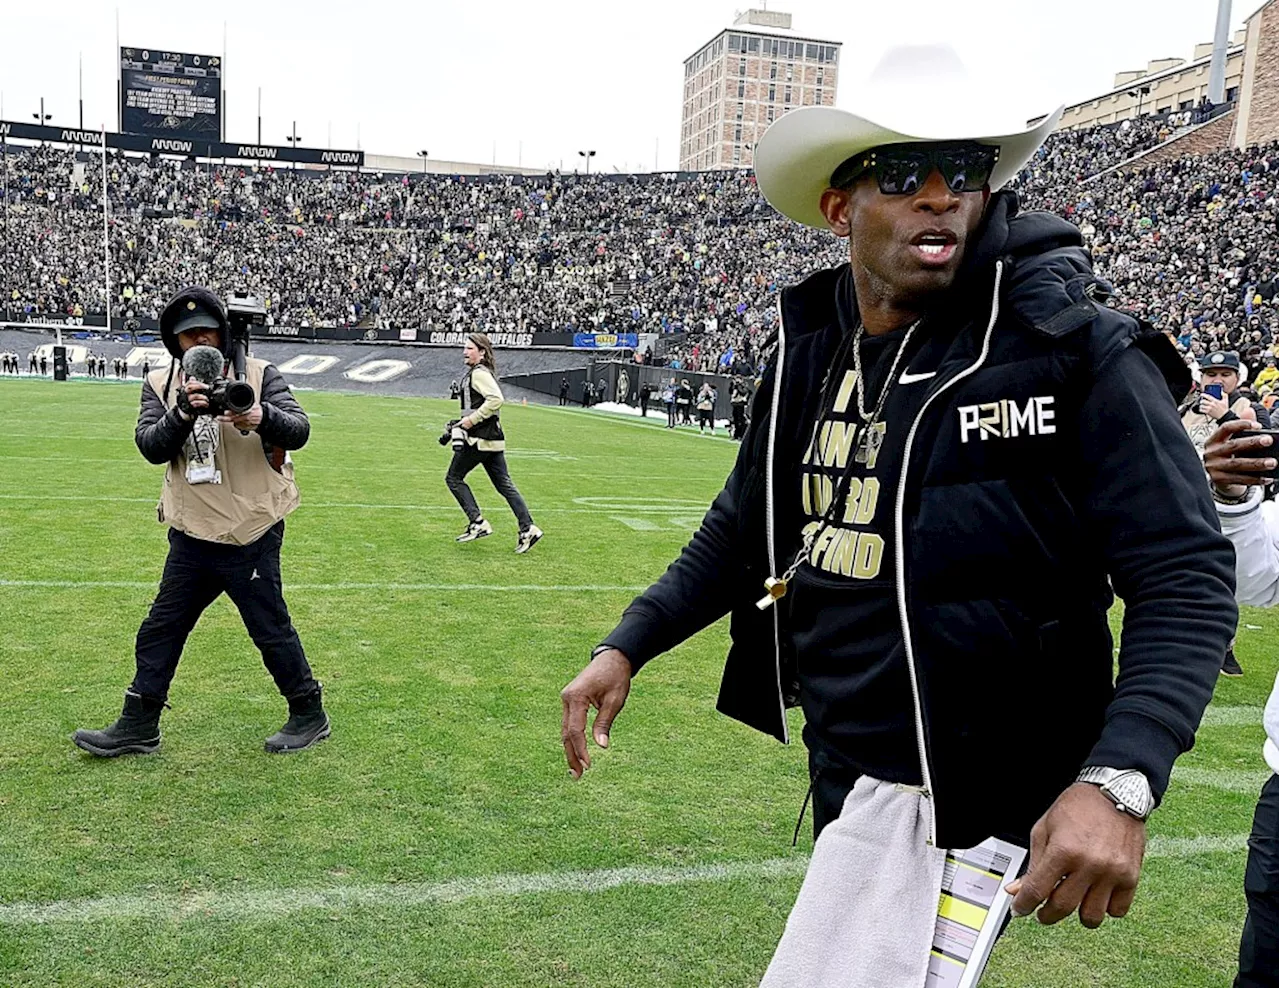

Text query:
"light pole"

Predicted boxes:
[[32, 98, 51, 146], [417, 149, 429, 174], [578, 149, 596, 174], [3, 132, 8, 318], [285, 121, 301, 170], [1128, 85, 1151, 119]]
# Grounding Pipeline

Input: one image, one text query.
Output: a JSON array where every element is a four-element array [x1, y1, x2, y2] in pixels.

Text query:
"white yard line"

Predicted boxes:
[[1200, 706, 1265, 727], [0, 579, 647, 592], [1170, 767, 1272, 794], [0, 858, 810, 925], [0, 494, 695, 514], [0, 835, 1244, 926]]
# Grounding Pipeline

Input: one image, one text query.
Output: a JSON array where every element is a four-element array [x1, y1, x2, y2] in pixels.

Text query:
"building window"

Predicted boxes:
[[768, 85, 776, 101], [748, 36, 760, 52], [738, 80, 745, 97], [770, 62, 777, 79], [739, 58, 747, 76], [806, 43, 819, 59], [1227, 85, 1239, 101]]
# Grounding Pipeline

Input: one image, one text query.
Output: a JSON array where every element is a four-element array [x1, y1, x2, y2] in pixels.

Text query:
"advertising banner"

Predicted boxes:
[[572, 332, 638, 349]]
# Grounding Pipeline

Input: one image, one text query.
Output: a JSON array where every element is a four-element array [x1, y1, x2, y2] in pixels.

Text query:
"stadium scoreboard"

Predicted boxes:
[[119, 47, 222, 142]]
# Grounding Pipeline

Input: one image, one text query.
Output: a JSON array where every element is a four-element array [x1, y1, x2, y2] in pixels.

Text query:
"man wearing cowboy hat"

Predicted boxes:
[[561, 45, 1235, 983]]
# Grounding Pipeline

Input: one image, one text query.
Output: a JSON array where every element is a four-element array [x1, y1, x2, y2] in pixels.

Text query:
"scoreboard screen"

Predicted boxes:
[[119, 47, 222, 143]]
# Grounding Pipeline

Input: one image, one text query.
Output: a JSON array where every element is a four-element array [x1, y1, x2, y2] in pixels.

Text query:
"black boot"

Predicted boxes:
[[72, 689, 164, 757], [264, 686, 331, 754]]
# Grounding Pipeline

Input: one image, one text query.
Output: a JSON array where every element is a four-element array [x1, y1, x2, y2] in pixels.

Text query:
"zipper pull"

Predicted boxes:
[[756, 576, 788, 610]]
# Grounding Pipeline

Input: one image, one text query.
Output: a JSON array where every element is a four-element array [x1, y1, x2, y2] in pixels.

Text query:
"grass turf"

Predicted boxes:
[[0, 376, 1274, 987]]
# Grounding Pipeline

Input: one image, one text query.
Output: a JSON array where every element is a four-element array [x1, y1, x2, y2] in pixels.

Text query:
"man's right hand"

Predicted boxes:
[[560, 649, 632, 779], [183, 379, 211, 413], [1204, 419, 1275, 496]]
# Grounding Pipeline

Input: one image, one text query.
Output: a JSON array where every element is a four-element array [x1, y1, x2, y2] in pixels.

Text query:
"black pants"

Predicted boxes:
[[133, 521, 315, 701], [666, 402, 676, 427], [698, 408, 713, 430], [809, 750, 859, 841], [1237, 773, 1278, 988], [445, 443, 533, 530], [640, 395, 649, 417]]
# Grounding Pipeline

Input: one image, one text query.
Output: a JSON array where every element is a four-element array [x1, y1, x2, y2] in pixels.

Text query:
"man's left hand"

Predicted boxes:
[[1005, 783, 1145, 928], [218, 403, 264, 432]]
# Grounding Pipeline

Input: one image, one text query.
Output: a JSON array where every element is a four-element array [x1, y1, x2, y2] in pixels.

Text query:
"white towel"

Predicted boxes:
[[760, 776, 947, 988]]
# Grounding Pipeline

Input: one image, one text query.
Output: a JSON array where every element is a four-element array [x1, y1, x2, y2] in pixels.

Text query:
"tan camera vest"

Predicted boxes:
[[146, 357, 300, 546]]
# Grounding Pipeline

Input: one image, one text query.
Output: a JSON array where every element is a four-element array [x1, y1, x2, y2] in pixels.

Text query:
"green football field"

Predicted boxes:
[[0, 377, 1274, 987]]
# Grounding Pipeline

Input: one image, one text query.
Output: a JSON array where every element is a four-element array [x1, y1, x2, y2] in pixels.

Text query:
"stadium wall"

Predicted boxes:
[[1134, 107, 1240, 164], [0, 328, 593, 401], [503, 360, 751, 419]]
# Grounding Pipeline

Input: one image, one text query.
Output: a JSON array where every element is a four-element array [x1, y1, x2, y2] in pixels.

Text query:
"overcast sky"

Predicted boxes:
[[0, 0, 1249, 171]]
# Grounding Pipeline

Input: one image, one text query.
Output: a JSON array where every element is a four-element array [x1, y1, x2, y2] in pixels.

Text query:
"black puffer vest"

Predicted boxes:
[[461, 368, 505, 443]]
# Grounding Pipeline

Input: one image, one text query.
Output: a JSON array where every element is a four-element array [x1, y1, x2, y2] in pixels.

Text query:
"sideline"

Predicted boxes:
[[0, 834, 1244, 925]]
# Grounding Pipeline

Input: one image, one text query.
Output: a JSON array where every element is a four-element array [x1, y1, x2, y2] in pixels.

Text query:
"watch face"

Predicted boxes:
[[1107, 773, 1153, 816]]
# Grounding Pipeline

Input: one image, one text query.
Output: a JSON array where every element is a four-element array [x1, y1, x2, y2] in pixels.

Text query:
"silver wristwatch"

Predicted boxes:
[[1076, 767, 1155, 820]]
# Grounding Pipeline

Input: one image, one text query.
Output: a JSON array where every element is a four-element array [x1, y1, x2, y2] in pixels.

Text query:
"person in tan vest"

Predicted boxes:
[[73, 287, 329, 757]]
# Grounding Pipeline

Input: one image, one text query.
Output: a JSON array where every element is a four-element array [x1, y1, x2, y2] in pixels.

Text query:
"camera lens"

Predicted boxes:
[[225, 381, 256, 415]]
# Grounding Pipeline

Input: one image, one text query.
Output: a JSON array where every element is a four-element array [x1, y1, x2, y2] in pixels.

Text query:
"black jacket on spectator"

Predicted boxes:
[[602, 192, 1237, 849], [135, 363, 311, 464]]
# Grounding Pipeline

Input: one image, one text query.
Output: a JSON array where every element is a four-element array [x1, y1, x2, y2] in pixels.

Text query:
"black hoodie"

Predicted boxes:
[[600, 191, 1236, 849]]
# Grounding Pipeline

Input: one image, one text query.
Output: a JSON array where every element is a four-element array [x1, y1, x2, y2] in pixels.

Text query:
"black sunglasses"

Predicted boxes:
[[830, 143, 1000, 196]]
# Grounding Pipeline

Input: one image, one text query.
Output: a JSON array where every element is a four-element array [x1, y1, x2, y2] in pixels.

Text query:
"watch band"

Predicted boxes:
[[1077, 766, 1154, 820]]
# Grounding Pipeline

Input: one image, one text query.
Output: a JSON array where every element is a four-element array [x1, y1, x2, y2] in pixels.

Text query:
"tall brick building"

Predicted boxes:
[[1234, 0, 1278, 147], [679, 9, 840, 172]]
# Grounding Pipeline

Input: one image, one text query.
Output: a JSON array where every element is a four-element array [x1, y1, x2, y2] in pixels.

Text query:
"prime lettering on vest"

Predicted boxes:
[[958, 395, 1056, 444]]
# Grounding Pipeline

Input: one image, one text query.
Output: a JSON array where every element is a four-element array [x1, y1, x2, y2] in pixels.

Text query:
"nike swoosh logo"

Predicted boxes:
[[899, 370, 937, 385]]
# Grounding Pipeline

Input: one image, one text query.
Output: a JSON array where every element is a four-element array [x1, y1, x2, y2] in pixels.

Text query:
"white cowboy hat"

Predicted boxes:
[[754, 45, 1065, 229]]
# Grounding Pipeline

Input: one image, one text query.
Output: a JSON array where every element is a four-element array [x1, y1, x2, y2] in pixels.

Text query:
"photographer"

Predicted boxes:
[[73, 287, 329, 757], [444, 333, 543, 554], [1182, 351, 1268, 455], [1203, 419, 1278, 988]]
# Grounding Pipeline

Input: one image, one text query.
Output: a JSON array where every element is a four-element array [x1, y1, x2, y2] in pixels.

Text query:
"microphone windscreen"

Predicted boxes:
[[182, 345, 225, 385]]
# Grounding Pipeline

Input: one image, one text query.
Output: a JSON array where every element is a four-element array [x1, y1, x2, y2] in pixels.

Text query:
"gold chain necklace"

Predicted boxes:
[[757, 318, 921, 609]]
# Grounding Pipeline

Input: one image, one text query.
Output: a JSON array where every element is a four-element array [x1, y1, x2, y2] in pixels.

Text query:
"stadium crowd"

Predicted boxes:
[[1, 116, 1276, 385]]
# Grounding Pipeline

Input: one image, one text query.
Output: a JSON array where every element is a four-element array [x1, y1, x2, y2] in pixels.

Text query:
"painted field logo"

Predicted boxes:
[[572, 496, 706, 532], [958, 396, 1055, 444]]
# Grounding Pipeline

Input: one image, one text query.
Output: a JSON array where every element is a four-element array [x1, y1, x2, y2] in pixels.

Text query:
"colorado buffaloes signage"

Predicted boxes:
[[0, 120, 364, 168]]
